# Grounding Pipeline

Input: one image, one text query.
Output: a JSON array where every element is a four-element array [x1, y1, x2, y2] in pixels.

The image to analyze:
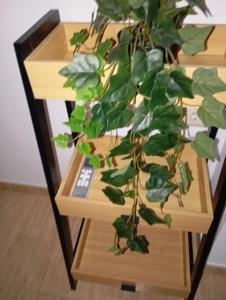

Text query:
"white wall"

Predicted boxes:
[[0, 0, 226, 265], [0, 0, 96, 186]]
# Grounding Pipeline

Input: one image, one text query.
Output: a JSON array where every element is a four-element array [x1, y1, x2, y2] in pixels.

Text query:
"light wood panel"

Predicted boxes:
[[56, 136, 213, 233], [24, 23, 226, 104], [71, 219, 190, 298]]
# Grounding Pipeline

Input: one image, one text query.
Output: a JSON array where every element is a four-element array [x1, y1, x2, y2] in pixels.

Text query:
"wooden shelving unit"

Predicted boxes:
[[14, 10, 226, 300]]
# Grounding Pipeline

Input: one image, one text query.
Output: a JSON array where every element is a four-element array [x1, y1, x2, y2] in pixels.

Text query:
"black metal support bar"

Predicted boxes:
[[188, 232, 194, 273], [65, 101, 78, 142], [14, 10, 76, 289], [188, 154, 226, 300], [209, 127, 218, 140]]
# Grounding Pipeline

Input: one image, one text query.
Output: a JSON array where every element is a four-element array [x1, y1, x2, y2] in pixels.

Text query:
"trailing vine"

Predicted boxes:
[[53, 0, 226, 255]]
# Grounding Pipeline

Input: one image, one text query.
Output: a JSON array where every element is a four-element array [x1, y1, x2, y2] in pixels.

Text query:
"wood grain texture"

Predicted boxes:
[[71, 219, 190, 298], [0, 188, 225, 300], [0, 181, 48, 195], [24, 23, 226, 104], [56, 136, 213, 233]]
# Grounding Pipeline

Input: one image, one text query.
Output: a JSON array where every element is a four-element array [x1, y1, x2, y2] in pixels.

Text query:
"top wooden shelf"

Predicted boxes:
[[24, 22, 226, 105]]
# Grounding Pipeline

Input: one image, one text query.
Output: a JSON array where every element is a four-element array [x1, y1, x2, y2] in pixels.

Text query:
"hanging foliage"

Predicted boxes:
[[54, 0, 226, 254]]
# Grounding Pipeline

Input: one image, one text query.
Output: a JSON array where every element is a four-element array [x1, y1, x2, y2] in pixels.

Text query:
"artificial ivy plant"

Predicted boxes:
[[53, 0, 226, 255]]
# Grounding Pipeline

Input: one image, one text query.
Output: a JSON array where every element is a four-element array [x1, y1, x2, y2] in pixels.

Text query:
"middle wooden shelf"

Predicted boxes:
[[56, 136, 213, 233]]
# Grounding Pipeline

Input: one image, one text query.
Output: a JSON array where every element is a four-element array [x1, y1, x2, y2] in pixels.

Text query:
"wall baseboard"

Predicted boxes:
[[0, 181, 48, 196], [206, 262, 226, 270], [206, 265, 226, 275]]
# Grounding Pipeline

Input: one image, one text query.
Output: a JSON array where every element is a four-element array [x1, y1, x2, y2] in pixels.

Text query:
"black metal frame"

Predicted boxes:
[[14, 10, 79, 290], [14, 10, 226, 299]]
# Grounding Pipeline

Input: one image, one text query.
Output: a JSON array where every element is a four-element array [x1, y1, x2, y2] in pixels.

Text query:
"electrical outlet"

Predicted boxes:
[[186, 107, 205, 127]]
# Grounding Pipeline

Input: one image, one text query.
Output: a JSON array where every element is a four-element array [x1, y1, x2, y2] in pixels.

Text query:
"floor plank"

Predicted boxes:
[[0, 189, 225, 300]]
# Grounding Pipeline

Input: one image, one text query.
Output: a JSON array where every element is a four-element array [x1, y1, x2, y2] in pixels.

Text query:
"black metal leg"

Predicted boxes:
[[14, 10, 76, 290], [188, 155, 226, 300], [65, 101, 75, 117], [188, 232, 194, 273], [65, 101, 78, 142]]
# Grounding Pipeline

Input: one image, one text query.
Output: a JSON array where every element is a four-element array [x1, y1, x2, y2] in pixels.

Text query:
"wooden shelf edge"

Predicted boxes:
[[55, 137, 213, 233]]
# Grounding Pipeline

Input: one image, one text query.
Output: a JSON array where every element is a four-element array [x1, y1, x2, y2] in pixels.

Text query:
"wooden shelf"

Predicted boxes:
[[71, 219, 190, 298], [24, 22, 226, 105], [56, 136, 213, 233]]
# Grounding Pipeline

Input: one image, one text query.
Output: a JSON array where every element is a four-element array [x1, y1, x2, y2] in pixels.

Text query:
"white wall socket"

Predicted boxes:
[[186, 107, 205, 127]]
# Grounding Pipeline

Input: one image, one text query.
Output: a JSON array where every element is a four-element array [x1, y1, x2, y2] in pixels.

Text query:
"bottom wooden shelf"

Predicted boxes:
[[71, 219, 190, 297]]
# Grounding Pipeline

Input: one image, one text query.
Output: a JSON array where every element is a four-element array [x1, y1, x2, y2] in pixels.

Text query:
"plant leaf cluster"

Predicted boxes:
[[54, 0, 226, 254]]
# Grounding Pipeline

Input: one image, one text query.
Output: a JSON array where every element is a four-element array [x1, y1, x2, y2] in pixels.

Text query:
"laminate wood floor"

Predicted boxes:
[[0, 188, 225, 300]]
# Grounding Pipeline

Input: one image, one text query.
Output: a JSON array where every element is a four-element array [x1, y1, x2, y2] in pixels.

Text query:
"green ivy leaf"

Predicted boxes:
[[144, 164, 171, 180], [150, 104, 181, 131], [105, 156, 112, 168], [103, 186, 125, 205], [106, 106, 134, 131], [76, 84, 103, 102], [191, 132, 215, 160], [70, 29, 88, 46], [101, 66, 136, 104], [146, 181, 177, 203], [141, 70, 188, 109], [131, 49, 163, 85], [150, 11, 182, 48], [108, 28, 133, 65], [71, 106, 86, 121], [123, 190, 135, 198], [93, 13, 109, 33], [192, 68, 226, 97], [97, 39, 114, 57], [101, 166, 136, 187], [89, 154, 101, 169], [127, 236, 149, 253], [146, 49, 164, 73], [76, 142, 91, 155], [131, 50, 147, 84], [168, 70, 194, 98], [129, 6, 146, 21], [164, 214, 173, 228], [142, 132, 178, 156], [177, 162, 193, 194], [145, 164, 175, 204], [139, 71, 157, 100], [197, 96, 226, 129], [84, 121, 102, 139], [96, 0, 131, 21], [59, 53, 100, 89], [109, 139, 134, 157], [128, 0, 145, 9], [52, 134, 69, 149], [113, 217, 133, 239], [133, 99, 153, 134], [64, 106, 86, 133], [139, 205, 172, 228], [144, 0, 160, 25], [64, 119, 84, 133], [186, 0, 211, 16], [91, 102, 112, 131], [179, 25, 213, 56]]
